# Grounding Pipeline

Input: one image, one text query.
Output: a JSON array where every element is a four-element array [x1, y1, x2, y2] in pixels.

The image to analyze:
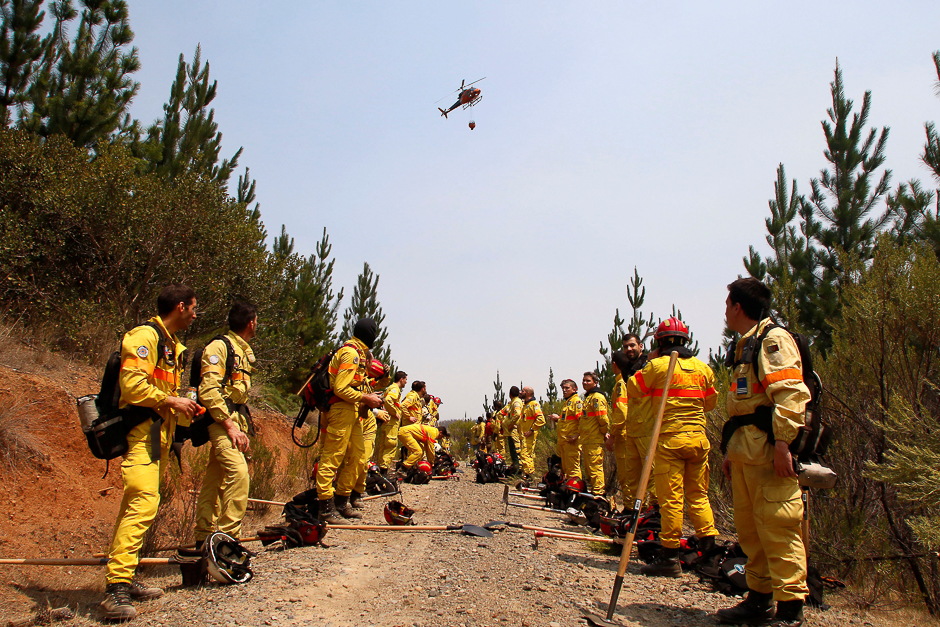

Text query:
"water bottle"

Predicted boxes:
[[76, 395, 99, 432]]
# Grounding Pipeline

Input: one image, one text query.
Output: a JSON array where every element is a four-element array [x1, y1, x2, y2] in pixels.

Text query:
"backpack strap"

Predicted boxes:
[[125, 322, 173, 462]]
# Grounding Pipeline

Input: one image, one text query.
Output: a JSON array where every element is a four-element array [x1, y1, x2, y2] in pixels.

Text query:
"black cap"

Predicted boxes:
[[353, 318, 378, 349]]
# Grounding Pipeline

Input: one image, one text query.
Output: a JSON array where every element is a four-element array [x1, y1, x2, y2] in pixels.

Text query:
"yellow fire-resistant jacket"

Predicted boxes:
[[556, 394, 582, 441], [328, 337, 370, 410], [504, 397, 524, 435], [382, 382, 403, 424], [470, 423, 484, 445], [401, 390, 422, 425], [726, 318, 811, 465], [198, 331, 253, 433], [627, 351, 717, 434], [118, 316, 187, 463], [579, 389, 609, 445], [520, 399, 546, 434], [609, 375, 629, 440], [495, 405, 509, 434]]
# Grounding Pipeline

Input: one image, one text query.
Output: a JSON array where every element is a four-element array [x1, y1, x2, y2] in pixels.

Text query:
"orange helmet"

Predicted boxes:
[[655, 317, 690, 343], [417, 460, 433, 475], [368, 359, 386, 378]]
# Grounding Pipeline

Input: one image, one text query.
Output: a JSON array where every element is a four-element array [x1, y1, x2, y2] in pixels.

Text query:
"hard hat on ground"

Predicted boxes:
[[384, 500, 416, 525], [204, 532, 254, 584]]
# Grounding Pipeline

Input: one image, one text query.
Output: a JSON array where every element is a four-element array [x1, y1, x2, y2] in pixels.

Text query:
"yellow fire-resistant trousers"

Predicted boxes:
[[556, 438, 582, 479], [492, 435, 505, 456], [397, 424, 435, 468], [316, 404, 363, 500], [731, 459, 808, 601], [581, 442, 605, 495], [373, 418, 399, 470], [350, 415, 377, 494], [614, 434, 657, 506], [106, 426, 168, 584], [652, 431, 717, 549], [194, 422, 249, 542], [519, 431, 538, 475]]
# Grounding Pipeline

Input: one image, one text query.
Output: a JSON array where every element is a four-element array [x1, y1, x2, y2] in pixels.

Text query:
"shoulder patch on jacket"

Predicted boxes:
[[136, 346, 149, 358]]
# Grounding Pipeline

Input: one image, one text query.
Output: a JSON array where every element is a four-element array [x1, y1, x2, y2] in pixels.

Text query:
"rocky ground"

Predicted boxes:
[[12, 476, 920, 627]]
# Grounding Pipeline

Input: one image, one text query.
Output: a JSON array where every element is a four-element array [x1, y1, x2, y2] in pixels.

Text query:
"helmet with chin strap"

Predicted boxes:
[[383, 500, 415, 525], [204, 532, 254, 584]]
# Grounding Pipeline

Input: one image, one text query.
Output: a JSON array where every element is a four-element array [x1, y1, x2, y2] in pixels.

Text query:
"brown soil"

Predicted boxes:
[[0, 338, 934, 626]]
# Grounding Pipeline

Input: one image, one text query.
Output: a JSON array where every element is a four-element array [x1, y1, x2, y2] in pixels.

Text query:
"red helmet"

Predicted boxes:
[[384, 500, 415, 525], [434, 397, 442, 404], [289, 519, 328, 545], [417, 460, 433, 475], [368, 359, 386, 378], [655, 316, 690, 343], [564, 477, 586, 494]]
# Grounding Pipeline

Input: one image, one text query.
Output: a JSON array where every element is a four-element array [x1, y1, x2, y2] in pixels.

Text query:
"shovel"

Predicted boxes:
[[533, 531, 622, 545], [247, 491, 399, 508], [585, 351, 678, 627], [327, 523, 493, 538], [0, 557, 177, 566]]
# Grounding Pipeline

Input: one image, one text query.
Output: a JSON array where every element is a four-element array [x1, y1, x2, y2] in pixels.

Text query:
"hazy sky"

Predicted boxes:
[[126, 1, 940, 420]]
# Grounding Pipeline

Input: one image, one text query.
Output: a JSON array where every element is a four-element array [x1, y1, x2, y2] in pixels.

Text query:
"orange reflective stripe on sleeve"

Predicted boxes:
[[584, 410, 607, 417], [328, 363, 357, 375], [634, 372, 650, 395], [760, 368, 804, 388], [230, 372, 246, 381], [152, 367, 175, 382], [121, 358, 155, 375], [651, 388, 707, 398], [705, 386, 717, 397], [615, 396, 628, 404]]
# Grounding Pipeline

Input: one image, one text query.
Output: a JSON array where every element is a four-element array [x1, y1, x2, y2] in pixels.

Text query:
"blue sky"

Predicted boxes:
[[126, 1, 940, 420]]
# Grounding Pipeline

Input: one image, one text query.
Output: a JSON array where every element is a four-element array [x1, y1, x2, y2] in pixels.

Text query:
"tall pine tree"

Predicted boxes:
[[341, 261, 393, 371], [0, 0, 46, 127]]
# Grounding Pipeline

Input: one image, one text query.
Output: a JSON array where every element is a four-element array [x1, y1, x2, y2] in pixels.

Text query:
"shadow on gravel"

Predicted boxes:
[[556, 552, 619, 572], [581, 600, 713, 626]]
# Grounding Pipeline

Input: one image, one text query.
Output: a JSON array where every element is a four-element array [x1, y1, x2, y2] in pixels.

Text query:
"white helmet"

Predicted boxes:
[[205, 531, 254, 584]]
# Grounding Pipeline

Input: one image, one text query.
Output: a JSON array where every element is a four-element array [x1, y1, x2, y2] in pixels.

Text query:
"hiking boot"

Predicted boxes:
[[128, 580, 164, 601], [334, 494, 363, 519], [770, 599, 805, 627], [640, 546, 682, 577], [101, 582, 137, 622], [715, 590, 775, 625], [349, 491, 365, 509], [318, 498, 344, 525]]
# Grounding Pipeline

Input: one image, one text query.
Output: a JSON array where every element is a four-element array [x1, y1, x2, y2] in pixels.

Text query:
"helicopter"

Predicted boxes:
[[437, 77, 485, 119]]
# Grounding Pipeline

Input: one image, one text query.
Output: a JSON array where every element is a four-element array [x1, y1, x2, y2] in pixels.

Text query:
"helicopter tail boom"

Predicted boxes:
[[438, 107, 449, 118]]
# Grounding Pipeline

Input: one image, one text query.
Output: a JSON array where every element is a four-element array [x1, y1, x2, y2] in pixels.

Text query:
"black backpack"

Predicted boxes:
[[185, 335, 236, 447], [722, 322, 832, 459], [84, 322, 170, 462], [292, 346, 341, 448]]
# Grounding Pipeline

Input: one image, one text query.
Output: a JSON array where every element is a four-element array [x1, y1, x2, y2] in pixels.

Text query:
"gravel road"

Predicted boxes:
[[125, 477, 892, 627]]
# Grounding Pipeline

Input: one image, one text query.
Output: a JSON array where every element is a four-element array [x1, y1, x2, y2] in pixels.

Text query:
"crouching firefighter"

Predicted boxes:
[[102, 284, 201, 622], [316, 318, 383, 525], [192, 301, 258, 548], [716, 278, 811, 627]]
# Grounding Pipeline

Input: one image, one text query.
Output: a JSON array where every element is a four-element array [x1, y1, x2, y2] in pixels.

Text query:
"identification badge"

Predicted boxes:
[[736, 377, 748, 396]]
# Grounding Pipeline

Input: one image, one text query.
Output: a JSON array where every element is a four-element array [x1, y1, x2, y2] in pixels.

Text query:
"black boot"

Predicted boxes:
[[715, 590, 775, 625], [318, 498, 344, 525], [335, 494, 363, 519], [101, 582, 137, 622], [640, 546, 682, 577], [771, 599, 804, 627], [697, 534, 717, 554], [349, 490, 365, 509]]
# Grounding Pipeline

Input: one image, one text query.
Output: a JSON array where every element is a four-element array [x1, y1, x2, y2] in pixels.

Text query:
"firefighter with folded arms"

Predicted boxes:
[[373, 370, 407, 475], [193, 301, 257, 549], [627, 317, 720, 577], [716, 278, 810, 627], [503, 386, 524, 471], [342, 355, 390, 509], [549, 378, 582, 480], [316, 318, 383, 525], [580, 372, 609, 495], [518, 386, 546, 480], [101, 284, 201, 622]]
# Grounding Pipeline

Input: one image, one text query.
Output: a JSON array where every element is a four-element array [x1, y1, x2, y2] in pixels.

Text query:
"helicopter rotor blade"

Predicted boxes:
[[464, 77, 486, 88]]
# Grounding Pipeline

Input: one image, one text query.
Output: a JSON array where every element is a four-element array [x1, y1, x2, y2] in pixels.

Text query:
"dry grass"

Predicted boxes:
[[0, 401, 48, 473]]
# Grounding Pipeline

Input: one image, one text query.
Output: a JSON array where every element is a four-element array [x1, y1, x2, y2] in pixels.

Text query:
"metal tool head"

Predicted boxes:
[[583, 612, 621, 627], [462, 524, 493, 538], [483, 520, 507, 530]]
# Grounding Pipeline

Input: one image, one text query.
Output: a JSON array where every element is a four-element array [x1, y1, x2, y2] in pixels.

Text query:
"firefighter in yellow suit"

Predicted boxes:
[[518, 387, 546, 479], [606, 357, 631, 505], [504, 387, 524, 471], [398, 423, 441, 468], [580, 372, 609, 495], [491, 401, 508, 456], [316, 319, 383, 525], [628, 317, 719, 577], [608, 350, 657, 507], [550, 379, 582, 479], [397, 381, 426, 472], [470, 417, 485, 451], [193, 302, 257, 547], [101, 284, 201, 622], [344, 357, 390, 508], [716, 279, 811, 626], [374, 370, 407, 473]]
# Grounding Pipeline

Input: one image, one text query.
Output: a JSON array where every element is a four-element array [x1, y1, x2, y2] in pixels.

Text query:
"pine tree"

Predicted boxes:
[[19, 0, 140, 147], [546, 367, 557, 403], [0, 0, 46, 127], [625, 267, 656, 342], [595, 308, 626, 396], [134, 45, 241, 185], [341, 261, 393, 371]]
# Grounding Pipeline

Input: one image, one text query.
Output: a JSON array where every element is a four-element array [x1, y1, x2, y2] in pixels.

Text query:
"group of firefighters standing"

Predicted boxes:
[[469, 278, 811, 627], [99, 277, 809, 627]]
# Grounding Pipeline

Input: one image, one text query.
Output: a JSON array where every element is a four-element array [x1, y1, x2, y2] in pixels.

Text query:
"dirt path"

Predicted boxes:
[[89, 477, 901, 627]]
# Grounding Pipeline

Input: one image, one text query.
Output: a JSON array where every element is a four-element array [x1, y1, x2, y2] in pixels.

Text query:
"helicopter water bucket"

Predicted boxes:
[[469, 120, 476, 130]]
